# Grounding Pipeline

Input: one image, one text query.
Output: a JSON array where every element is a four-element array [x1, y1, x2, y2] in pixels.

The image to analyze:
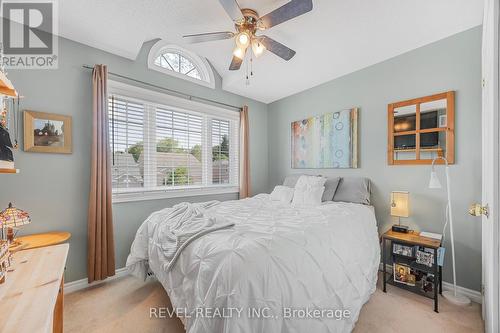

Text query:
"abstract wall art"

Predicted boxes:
[[291, 108, 358, 168]]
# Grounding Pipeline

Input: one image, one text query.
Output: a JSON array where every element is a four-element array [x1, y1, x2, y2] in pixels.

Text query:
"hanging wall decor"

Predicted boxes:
[[0, 46, 20, 172], [24, 110, 72, 154], [291, 108, 358, 169]]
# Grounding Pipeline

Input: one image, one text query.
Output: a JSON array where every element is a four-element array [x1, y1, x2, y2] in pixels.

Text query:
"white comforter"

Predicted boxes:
[[127, 194, 380, 333]]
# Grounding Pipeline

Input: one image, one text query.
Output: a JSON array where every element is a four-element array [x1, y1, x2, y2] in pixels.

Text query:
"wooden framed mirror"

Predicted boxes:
[[388, 91, 454, 165]]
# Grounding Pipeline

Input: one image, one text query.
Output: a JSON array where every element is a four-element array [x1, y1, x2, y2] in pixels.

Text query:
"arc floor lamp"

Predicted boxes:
[[429, 156, 470, 305]]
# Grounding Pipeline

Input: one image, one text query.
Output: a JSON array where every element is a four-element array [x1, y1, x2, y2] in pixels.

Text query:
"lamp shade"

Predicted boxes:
[[0, 203, 31, 228], [428, 170, 442, 189], [391, 191, 410, 217]]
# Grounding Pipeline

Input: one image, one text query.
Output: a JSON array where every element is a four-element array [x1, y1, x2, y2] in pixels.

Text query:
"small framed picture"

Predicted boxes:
[[416, 250, 434, 267], [393, 243, 414, 257], [24, 110, 72, 154], [394, 263, 416, 286]]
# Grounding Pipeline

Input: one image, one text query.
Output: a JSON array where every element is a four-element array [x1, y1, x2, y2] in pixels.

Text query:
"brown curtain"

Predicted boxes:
[[87, 64, 115, 283], [239, 105, 251, 198]]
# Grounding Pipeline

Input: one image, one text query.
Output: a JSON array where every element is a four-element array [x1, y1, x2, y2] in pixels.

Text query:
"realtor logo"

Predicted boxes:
[[1, 0, 58, 69]]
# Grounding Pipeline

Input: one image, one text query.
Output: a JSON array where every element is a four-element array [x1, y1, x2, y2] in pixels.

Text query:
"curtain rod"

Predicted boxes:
[[82, 65, 242, 111]]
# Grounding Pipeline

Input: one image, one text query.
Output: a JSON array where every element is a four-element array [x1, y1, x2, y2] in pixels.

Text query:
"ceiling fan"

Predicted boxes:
[[183, 0, 313, 71]]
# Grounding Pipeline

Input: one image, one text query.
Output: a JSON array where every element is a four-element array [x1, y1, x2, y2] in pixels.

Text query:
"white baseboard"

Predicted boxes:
[[441, 281, 483, 304], [66, 265, 482, 304], [379, 263, 482, 304], [64, 267, 129, 294]]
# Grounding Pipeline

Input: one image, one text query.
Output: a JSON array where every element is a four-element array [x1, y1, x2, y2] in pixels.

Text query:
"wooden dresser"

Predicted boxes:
[[0, 244, 69, 333]]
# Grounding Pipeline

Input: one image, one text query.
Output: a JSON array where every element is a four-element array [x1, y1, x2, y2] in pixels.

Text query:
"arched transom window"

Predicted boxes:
[[148, 42, 215, 89], [154, 52, 202, 80]]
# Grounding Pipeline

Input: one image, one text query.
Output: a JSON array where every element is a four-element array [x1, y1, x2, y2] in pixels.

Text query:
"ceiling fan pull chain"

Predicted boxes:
[[245, 56, 250, 86]]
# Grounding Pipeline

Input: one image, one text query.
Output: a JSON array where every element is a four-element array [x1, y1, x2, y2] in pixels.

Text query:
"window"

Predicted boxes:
[[155, 107, 203, 187], [148, 41, 215, 89], [211, 119, 230, 184], [154, 52, 202, 80], [109, 97, 145, 189], [109, 81, 239, 202]]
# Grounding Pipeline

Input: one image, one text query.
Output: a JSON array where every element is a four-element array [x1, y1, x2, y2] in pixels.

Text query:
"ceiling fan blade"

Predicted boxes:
[[259, 0, 313, 29], [259, 36, 296, 60], [218, 0, 244, 22], [229, 55, 244, 70], [183, 31, 235, 44]]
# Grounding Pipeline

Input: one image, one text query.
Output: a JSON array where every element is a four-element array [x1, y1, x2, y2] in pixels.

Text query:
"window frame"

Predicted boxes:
[[147, 41, 216, 89], [108, 80, 239, 203]]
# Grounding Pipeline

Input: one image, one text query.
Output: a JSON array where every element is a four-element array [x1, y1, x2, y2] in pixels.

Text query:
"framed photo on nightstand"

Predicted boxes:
[[394, 264, 416, 286], [393, 243, 414, 257]]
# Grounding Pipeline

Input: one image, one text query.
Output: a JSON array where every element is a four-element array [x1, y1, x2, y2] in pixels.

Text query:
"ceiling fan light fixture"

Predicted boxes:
[[236, 32, 250, 48], [187, 0, 311, 71], [233, 46, 246, 60], [251, 39, 265, 57]]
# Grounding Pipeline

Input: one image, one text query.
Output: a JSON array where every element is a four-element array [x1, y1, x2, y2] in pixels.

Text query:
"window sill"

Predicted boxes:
[[112, 186, 239, 204]]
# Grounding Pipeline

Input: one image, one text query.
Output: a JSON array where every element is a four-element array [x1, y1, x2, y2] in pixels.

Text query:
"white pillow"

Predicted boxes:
[[292, 175, 327, 206], [294, 175, 327, 189], [270, 185, 295, 203]]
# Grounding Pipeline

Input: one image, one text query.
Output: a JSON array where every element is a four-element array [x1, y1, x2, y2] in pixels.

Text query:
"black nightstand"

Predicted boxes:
[[382, 230, 443, 313]]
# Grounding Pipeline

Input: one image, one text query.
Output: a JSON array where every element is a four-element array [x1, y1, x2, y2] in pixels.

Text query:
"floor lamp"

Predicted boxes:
[[429, 156, 470, 305]]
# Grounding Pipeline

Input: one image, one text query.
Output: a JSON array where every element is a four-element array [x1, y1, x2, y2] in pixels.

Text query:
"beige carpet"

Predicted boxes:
[[64, 273, 484, 333]]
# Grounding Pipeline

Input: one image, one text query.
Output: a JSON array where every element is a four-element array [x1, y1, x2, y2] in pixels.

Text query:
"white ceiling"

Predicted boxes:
[[59, 0, 484, 103]]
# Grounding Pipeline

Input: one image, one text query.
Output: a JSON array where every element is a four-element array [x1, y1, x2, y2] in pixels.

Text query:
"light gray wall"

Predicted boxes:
[[0, 37, 268, 282], [267, 26, 482, 291], [0, 26, 483, 291]]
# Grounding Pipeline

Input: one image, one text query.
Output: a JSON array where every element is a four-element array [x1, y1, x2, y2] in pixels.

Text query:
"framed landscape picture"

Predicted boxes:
[[24, 111, 72, 154], [291, 108, 358, 168]]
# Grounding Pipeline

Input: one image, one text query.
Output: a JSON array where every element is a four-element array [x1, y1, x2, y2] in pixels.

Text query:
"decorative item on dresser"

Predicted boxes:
[[0, 202, 31, 249], [0, 244, 69, 333], [390, 191, 410, 233], [428, 156, 471, 306], [24, 110, 72, 154], [382, 230, 443, 313]]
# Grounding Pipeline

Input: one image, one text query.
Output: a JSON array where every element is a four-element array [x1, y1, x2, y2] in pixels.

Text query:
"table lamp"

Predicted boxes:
[[0, 202, 31, 247], [391, 191, 410, 233]]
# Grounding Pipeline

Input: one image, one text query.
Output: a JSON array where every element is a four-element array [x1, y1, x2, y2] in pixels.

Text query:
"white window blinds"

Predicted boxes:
[[211, 119, 230, 184], [108, 89, 240, 200], [109, 96, 145, 189], [155, 107, 203, 187]]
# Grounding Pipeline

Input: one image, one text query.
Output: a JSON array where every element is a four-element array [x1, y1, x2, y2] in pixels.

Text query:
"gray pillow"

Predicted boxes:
[[333, 177, 371, 205], [322, 177, 341, 201], [283, 174, 303, 187]]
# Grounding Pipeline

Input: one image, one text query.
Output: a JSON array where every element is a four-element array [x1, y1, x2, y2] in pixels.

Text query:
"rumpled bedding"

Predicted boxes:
[[127, 201, 234, 276], [127, 194, 380, 333]]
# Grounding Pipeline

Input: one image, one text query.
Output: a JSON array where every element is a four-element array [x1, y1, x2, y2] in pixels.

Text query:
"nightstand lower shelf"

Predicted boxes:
[[382, 230, 443, 313], [384, 273, 438, 300]]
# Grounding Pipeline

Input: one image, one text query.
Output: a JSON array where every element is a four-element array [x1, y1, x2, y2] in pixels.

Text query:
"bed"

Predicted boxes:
[[127, 190, 380, 333]]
